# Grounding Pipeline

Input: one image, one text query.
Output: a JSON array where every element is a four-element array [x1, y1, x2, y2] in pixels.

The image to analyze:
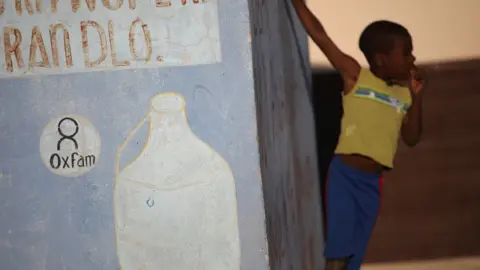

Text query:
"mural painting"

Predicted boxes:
[[114, 92, 240, 269]]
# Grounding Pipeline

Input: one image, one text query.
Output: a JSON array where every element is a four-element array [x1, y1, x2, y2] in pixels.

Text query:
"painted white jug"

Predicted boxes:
[[114, 92, 241, 270]]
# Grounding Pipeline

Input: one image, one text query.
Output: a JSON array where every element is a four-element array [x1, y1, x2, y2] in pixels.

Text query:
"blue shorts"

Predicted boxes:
[[324, 156, 382, 270]]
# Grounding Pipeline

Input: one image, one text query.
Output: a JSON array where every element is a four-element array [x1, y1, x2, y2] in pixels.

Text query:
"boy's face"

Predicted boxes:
[[382, 35, 416, 81]]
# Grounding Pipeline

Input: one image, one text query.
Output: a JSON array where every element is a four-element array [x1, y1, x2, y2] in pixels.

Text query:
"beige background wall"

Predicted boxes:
[[308, 0, 480, 67]]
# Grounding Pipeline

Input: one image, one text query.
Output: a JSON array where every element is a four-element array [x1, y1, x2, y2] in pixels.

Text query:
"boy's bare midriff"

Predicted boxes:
[[339, 154, 385, 173]]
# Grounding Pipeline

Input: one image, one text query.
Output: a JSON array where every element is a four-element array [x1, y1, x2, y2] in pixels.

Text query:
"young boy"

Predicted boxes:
[[291, 1, 426, 270]]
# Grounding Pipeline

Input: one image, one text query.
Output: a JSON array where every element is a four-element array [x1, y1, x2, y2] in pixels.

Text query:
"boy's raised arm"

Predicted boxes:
[[291, 0, 360, 83]]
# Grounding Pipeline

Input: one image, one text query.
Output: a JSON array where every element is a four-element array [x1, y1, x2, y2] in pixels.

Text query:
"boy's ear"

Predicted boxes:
[[374, 54, 383, 67]]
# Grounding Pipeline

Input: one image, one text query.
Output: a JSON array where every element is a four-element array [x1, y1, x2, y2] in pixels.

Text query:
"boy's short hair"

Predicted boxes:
[[359, 20, 410, 63]]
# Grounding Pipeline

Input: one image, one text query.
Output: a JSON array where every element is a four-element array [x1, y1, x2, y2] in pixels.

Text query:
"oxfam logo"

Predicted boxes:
[[40, 115, 101, 178]]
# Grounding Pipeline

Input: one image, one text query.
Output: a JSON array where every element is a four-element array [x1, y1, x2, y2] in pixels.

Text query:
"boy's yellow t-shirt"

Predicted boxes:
[[334, 68, 412, 168]]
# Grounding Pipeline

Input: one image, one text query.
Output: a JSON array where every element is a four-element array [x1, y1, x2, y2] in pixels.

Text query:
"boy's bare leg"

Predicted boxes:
[[325, 258, 349, 270]]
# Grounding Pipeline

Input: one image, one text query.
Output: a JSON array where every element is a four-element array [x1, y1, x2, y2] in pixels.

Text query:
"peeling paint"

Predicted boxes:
[[249, 0, 324, 268]]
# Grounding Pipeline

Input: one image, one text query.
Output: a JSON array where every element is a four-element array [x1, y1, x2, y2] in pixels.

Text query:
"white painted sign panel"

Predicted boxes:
[[0, 0, 220, 78]]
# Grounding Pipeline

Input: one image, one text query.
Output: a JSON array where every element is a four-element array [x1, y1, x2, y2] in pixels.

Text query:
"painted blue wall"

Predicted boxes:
[[0, 1, 271, 269]]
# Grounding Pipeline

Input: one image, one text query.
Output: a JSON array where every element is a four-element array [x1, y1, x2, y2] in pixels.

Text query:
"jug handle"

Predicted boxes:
[[114, 112, 150, 176]]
